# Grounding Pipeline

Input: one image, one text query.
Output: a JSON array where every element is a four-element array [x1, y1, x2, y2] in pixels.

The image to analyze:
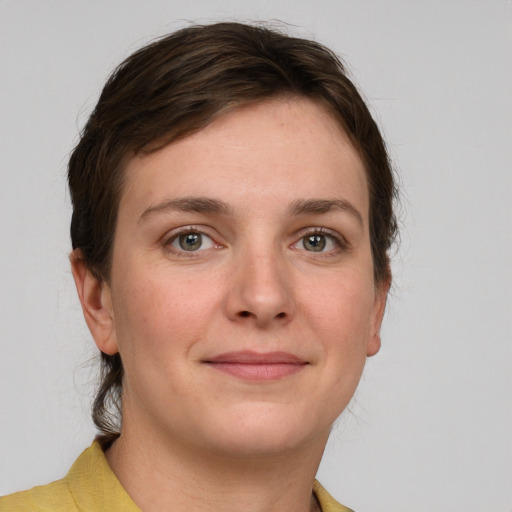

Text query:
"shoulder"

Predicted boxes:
[[0, 478, 76, 512], [0, 441, 139, 512], [313, 480, 356, 512]]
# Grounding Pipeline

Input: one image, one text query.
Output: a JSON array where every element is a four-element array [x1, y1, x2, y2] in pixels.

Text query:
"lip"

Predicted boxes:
[[203, 351, 308, 381]]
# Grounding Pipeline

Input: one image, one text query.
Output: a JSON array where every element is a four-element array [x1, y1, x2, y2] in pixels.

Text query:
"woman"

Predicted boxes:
[[1, 22, 397, 512]]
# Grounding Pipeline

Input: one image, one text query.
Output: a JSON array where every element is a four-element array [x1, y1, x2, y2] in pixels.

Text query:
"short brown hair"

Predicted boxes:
[[68, 21, 398, 442]]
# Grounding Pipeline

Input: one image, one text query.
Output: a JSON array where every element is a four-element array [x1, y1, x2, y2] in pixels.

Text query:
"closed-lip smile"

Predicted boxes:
[[203, 351, 308, 381]]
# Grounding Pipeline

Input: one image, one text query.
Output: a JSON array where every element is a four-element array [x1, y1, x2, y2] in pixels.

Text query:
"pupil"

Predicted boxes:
[[179, 233, 201, 251], [305, 235, 325, 252]]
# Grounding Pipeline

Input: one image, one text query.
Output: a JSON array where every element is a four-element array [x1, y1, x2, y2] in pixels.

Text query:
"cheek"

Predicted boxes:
[[305, 272, 376, 362], [110, 263, 223, 358]]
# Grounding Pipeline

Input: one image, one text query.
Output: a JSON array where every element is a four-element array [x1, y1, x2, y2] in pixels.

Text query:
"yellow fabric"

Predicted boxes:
[[0, 441, 353, 512], [313, 481, 354, 512], [0, 442, 138, 512]]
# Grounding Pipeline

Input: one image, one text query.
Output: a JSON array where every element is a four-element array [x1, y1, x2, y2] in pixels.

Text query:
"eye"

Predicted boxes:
[[294, 230, 344, 253], [169, 231, 215, 252]]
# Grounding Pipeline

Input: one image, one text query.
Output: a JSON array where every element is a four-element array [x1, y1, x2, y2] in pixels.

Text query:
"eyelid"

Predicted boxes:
[[292, 227, 349, 252], [162, 225, 222, 254], [161, 225, 349, 255]]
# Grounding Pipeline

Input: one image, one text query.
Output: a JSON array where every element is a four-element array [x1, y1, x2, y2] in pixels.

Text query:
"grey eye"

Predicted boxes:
[[302, 234, 327, 252], [171, 232, 214, 252]]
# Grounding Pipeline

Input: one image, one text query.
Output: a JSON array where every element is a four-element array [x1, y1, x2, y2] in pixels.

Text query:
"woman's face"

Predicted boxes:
[[88, 97, 387, 456]]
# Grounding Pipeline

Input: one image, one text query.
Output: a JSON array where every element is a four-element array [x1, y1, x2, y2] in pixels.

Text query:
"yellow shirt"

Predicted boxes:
[[0, 442, 354, 512]]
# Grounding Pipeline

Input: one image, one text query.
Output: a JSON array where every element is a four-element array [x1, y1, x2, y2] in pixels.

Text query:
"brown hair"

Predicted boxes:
[[68, 21, 398, 442]]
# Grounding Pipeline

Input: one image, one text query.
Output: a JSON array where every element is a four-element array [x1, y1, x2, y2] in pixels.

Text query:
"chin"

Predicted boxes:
[[199, 407, 333, 458]]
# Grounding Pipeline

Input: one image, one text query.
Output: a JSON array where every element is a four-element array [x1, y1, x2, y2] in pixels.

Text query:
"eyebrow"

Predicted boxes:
[[288, 198, 363, 226], [139, 197, 233, 222], [139, 196, 363, 226]]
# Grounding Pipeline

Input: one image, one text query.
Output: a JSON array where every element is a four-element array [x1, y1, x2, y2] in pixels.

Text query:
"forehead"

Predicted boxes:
[[120, 97, 369, 221]]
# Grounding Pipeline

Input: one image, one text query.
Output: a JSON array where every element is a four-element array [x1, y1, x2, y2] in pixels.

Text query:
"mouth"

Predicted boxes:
[[203, 351, 308, 381]]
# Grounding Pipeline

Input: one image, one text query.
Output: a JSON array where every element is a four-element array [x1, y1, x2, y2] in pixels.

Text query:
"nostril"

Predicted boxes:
[[236, 310, 288, 320]]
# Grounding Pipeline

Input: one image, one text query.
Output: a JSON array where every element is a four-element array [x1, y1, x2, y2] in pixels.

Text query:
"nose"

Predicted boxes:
[[225, 243, 295, 328]]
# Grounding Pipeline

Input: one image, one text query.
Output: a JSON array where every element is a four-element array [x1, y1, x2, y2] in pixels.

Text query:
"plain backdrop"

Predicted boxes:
[[1, 1, 511, 511]]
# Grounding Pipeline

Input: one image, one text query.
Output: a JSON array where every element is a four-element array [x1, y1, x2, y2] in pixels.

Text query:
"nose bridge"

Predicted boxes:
[[228, 233, 294, 326]]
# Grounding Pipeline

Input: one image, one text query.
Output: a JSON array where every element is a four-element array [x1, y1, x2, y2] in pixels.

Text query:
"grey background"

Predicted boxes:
[[1, 1, 511, 511]]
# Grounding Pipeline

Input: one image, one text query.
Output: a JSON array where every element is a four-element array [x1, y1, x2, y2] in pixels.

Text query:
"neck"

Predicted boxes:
[[105, 416, 328, 512]]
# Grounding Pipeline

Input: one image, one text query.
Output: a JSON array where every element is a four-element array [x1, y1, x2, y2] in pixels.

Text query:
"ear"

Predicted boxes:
[[70, 249, 119, 355], [366, 277, 390, 357]]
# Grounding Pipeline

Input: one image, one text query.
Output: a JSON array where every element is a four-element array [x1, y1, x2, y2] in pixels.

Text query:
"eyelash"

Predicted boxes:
[[162, 226, 348, 255], [163, 226, 218, 255], [293, 227, 348, 254]]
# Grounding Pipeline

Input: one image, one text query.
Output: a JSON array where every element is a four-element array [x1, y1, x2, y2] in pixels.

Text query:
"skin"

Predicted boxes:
[[71, 97, 389, 512]]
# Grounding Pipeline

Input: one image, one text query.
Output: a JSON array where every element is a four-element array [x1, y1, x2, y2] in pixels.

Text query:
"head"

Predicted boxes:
[[68, 22, 397, 445]]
